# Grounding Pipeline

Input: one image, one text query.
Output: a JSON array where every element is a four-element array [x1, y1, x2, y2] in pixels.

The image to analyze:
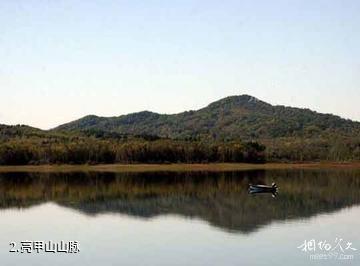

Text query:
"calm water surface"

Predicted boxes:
[[0, 169, 359, 266]]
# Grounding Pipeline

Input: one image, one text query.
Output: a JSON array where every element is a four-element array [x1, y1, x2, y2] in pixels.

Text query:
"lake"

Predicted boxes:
[[0, 169, 359, 265]]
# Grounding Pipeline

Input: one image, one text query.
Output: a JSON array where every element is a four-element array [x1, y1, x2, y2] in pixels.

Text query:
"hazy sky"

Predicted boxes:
[[1, 0, 359, 129]]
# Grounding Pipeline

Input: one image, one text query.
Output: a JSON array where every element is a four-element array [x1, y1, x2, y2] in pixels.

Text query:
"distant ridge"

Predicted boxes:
[[1, 95, 360, 164], [54, 95, 360, 140]]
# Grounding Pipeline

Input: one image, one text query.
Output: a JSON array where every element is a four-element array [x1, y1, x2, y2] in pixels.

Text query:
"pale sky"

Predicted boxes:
[[1, 0, 359, 129]]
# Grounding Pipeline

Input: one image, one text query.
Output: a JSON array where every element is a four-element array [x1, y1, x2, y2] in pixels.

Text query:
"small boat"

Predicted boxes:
[[249, 182, 278, 193]]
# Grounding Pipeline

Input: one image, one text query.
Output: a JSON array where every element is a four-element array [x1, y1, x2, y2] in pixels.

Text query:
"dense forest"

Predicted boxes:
[[0, 123, 359, 165], [0, 125, 265, 165], [56, 95, 360, 141], [1, 95, 360, 165]]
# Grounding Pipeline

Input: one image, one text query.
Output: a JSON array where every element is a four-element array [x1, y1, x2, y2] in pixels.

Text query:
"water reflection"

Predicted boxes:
[[0, 169, 359, 234]]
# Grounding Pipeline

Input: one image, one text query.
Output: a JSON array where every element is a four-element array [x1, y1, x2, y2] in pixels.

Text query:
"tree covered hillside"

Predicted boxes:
[[55, 95, 360, 141], [0, 95, 359, 164]]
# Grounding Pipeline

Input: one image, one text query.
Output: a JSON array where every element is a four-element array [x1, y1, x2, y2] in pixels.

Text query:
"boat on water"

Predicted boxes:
[[249, 182, 278, 193]]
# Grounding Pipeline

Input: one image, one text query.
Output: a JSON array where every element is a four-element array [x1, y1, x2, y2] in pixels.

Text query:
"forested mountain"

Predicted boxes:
[[0, 95, 359, 164], [55, 95, 360, 140]]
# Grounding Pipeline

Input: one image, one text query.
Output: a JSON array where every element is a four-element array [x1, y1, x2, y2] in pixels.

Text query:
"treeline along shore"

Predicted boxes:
[[0, 124, 360, 166], [0, 126, 266, 165]]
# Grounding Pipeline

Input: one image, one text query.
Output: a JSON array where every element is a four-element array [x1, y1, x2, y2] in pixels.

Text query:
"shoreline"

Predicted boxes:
[[0, 162, 359, 173]]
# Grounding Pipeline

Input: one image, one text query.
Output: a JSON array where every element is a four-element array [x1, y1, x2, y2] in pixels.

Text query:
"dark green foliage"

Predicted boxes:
[[265, 136, 360, 162], [0, 125, 265, 165], [54, 95, 360, 140], [1, 95, 359, 164]]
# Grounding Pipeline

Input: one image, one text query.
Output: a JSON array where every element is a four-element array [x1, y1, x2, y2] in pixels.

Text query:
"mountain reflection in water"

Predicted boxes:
[[0, 169, 359, 234]]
